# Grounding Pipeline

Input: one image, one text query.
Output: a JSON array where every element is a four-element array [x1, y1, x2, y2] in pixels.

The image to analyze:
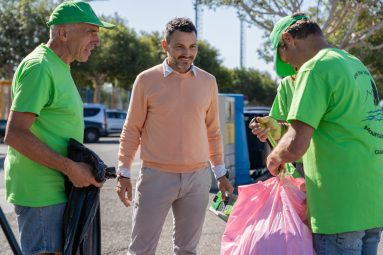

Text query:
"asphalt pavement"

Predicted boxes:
[[0, 137, 226, 255], [1, 137, 383, 254]]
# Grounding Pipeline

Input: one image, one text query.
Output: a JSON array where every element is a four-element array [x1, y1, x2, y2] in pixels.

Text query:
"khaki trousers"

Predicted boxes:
[[128, 166, 212, 255]]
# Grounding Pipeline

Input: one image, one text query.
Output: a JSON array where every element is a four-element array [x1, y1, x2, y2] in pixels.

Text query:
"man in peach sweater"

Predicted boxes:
[[116, 17, 234, 255]]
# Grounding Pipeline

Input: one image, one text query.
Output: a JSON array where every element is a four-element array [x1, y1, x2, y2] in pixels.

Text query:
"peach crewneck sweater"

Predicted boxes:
[[118, 63, 224, 172]]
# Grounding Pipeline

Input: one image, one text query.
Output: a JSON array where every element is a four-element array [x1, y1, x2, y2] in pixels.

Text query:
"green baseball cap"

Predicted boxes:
[[47, 1, 115, 29], [270, 14, 308, 77]]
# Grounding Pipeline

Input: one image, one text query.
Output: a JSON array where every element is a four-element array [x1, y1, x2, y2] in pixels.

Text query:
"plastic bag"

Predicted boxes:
[[63, 138, 116, 255], [221, 175, 314, 255]]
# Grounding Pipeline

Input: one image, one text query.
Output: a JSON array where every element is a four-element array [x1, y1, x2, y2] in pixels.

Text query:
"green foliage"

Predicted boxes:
[[201, 0, 383, 98], [228, 68, 277, 106], [71, 15, 163, 91], [350, 31, 383, 99], [0, 0, 278, 105], [0, 0, 56, 78], [140, 31, 166, 64], [194, 40, 234, 88]]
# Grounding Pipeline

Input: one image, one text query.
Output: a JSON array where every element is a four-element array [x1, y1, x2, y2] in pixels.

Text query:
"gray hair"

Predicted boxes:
[[49, 24, 77, 39]]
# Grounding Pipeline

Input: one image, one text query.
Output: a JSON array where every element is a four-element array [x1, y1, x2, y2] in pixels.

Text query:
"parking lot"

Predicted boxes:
[[1, 137, 383, 254], [0, 137, 226, 254]]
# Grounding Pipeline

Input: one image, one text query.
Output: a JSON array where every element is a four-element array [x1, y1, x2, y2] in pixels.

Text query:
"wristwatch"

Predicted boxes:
[[225, 170, 230, 179]]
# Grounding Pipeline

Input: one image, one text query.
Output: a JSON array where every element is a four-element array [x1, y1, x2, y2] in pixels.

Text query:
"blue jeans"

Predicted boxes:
[[15, 203, 66, 255], [313, 228, 383, 255]]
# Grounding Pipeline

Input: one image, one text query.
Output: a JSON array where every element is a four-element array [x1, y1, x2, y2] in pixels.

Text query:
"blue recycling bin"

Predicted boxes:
[[224, 94, 251, 185]]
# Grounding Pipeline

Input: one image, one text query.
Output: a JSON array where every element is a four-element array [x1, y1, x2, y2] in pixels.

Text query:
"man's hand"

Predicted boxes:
[[217, 175, 234, 200], [249, 116, 282, 142], [5, 111, 102, 188], [266, 150, 284, 176], [65, 161, 102, 188], [116, 177, 132, 207]]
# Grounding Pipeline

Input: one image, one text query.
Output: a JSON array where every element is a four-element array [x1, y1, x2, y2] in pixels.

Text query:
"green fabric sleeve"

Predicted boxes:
[[12, 62, 52, 116], [288, 69, 332, 129]]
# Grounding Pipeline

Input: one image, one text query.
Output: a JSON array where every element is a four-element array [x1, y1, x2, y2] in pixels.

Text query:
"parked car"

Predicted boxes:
[[84, 120, 105, 143], [243, 106, 271, 171], [83, 103, 108, 143], [106, 109, 127, 134], [0, 119, 6, 142]]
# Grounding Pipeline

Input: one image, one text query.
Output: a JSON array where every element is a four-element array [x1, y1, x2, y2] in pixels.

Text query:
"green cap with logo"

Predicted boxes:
[[270, 14, 308, 77], [47, 1, 115, 29]]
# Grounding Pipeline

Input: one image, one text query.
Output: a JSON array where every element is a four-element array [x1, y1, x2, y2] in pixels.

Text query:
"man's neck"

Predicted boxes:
[[297, 35, 332, 69], [46, 39, 72, 65]]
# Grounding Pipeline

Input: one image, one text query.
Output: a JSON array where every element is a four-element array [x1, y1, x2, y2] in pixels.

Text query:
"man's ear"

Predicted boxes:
[[161, 39, 167, 51], [57, 25, 69, 42], [281, 32, 295, 47], [281, 32, 293, 43]]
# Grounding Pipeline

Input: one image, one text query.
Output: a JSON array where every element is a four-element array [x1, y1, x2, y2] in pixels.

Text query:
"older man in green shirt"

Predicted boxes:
[[4, 1, 114, 254]]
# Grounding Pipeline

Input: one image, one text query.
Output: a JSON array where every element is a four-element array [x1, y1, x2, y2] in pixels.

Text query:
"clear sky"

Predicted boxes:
[[90, 0, 276, 77]]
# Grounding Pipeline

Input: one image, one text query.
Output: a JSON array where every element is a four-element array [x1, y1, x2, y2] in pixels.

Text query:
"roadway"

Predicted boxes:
[[0, 136, 226, 254], [1, 137, 382, 254]]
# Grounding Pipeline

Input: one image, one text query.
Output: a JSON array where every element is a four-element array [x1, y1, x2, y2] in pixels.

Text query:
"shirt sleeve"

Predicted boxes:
[[12, 62, 52, 115], [206, 78, 224, 167], [269, 83, 285, 121], [288, 69, 332, 129], [118, 75, 147, 169]]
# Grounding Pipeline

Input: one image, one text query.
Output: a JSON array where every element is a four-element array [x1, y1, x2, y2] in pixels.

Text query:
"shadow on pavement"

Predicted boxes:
[[85, 139, 119, 145]]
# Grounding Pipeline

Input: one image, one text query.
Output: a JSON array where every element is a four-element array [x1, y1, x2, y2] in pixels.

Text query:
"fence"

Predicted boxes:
[[0, 82, 131, 120], [0, 81, 11, 119], [79, 86, 131, 110]]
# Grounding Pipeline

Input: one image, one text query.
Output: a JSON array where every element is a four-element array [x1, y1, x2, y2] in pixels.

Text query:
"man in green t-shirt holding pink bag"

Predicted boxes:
[[256, 13, 383, 254], [3, 1, 114, 254]]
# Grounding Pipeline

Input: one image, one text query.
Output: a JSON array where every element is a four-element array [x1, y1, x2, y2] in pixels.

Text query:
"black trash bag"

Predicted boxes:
[[63, 138, 116, 255]]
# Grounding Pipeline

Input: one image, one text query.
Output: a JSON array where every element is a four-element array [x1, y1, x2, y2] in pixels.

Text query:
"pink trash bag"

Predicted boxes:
[[221, 175, 315, 255]]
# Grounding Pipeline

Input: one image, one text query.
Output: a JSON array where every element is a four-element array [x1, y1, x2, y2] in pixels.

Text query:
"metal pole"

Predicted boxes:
[[0, 206, 22, 255]]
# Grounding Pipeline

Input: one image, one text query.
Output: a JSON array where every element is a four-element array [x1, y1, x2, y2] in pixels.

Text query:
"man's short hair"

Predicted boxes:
[[164, 18, 197, 43], [270, 13, 323, 77], [285, 13, 323, 39]]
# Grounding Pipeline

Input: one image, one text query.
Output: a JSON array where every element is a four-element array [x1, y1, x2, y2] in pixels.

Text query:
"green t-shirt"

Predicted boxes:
[[270, 76, 295, 121], [288, 48, 383, 234], [5, 44, 84, 207], [270, 76, 303, 174]]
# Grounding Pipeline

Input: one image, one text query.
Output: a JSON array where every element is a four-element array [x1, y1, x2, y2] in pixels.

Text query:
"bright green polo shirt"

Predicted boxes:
[[5, 44, 84, 207], [288, 48, 383, 234]]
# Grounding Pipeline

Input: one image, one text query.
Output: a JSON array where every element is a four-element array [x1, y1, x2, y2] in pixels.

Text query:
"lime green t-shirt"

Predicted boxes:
[[288, 48, 383, 234], [270, 76, 295, 121], [5, 44, 84, 207], [269, 76, 303, 174]]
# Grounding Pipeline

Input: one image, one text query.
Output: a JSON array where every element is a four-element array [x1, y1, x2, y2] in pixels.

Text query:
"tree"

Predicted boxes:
[[71, 15, 162, 103], [350, 30, 383, 98], [228, 68, 276, 105], [193, 40, 277, 105], [194, 40, 234, 89], [200, 0, 383, 50], [0, 0, 279, 105], [0, 0, 56, 79], [200, 0, 383, 97]]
